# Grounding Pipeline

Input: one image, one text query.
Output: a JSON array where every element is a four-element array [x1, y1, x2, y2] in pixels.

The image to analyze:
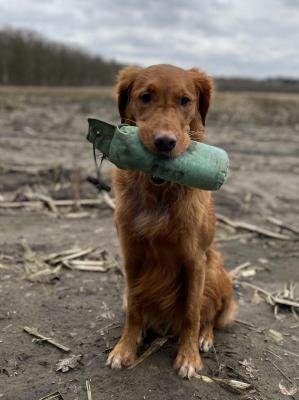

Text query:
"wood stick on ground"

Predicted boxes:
[[29, 193, 58, 214], [265, 349, 282, 360], [0, 201, 41, 208], [216, 213, 292, 240], [267, 358, 293, 385], [68, 260, 118, 272], [234, 319, 261, 332], [128, 337, 169, 369], [60, 248, 95, 261], [50, 248, 95, 265], [66, 263, 117, 272], [39, 392, 65, 400], [230, 262, 251, 278], [267, 216, 299, 235], [0, 262, 15, 270], [193, 373, 252, 392], [101, 192, 115, 210], [225, 364, 253, 384], [70, 260, 108, 266], [86, 379, 92, 400], [0, 164, 61, 175], [235, 281, 299, 309], [215, 233, 256, 243], [212, 345, 221, 373], [0, 198, 104, 209], [64, 212, 91, 219], [43, 248, 82, 262], [23, 326, 70, 352], [28, 265, 61, 280]]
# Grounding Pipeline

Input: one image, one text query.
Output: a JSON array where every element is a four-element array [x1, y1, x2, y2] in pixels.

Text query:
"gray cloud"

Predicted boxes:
[[0, 0, 298, 77]]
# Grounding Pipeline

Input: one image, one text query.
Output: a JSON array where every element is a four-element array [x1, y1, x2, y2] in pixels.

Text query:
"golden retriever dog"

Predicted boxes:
[[106, 64, 236, 378]]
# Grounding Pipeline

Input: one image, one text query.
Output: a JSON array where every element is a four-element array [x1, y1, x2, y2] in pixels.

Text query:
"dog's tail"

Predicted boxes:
[[215, 293, 237, 329]]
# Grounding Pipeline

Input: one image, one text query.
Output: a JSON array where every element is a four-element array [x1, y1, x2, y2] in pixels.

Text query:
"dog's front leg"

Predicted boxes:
[[175, 254, 205, 379], [106, 295, 141, 369], [107, 235, 143, 369]]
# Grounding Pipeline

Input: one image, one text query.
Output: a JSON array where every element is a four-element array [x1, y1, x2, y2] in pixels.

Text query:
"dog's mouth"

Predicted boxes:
[[150, 176, 166, 185]]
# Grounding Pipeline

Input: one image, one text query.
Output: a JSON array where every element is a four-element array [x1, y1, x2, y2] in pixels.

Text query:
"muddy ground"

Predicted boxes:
[[0, 87, 298, 400]]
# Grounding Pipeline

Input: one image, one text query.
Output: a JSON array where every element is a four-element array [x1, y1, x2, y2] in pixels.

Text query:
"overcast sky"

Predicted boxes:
[[0, 0, 298, 77]]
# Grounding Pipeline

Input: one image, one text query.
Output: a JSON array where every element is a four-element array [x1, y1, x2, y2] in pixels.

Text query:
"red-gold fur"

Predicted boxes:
[[107, 64, 236, 378]]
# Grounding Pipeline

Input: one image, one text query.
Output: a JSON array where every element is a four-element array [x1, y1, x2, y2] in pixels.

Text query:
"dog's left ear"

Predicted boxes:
[[188, 68, 214, 126]]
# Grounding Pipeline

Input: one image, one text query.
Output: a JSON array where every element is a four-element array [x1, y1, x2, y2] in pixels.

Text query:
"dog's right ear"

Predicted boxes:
[[188, 68, 214, 127], [115, 67, 141, 123]]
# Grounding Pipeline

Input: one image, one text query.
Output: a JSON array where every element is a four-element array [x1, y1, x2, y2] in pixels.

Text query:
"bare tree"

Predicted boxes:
[[0, 28, 124, 86]]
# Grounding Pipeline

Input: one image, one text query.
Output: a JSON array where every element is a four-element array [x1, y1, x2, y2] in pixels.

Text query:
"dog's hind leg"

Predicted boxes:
[[199, 247, 236, 352], [199, 324, 214, 352]]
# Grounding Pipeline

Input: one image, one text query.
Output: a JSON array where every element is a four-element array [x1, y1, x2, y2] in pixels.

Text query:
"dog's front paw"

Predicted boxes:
[[174, 348, 202, 379], [106, 341, 136, 369]]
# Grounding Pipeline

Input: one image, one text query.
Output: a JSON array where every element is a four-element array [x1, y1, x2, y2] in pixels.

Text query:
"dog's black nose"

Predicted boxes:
[[154, 133, 177, 152]]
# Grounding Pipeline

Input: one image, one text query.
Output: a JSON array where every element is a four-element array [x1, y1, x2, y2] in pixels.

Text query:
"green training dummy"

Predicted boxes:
[[86, 118, 229, 191]]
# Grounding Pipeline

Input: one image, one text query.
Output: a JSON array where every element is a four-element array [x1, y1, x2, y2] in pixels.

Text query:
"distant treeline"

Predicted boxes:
[[216, 78, 299, 93], [0, 29, 123, 86], [1, 28, 299, 91]]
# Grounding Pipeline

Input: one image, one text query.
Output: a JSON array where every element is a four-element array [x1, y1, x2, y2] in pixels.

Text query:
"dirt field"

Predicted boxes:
[[0, 87, 298, 400]]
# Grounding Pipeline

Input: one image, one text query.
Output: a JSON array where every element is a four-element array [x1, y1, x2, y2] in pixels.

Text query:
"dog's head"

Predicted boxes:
[[115, 64, 213, 157]]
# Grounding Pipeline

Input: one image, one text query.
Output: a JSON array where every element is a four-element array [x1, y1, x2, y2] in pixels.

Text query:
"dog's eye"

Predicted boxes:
[[180, 96, 191, 106], [139, 93, 151, 104]]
